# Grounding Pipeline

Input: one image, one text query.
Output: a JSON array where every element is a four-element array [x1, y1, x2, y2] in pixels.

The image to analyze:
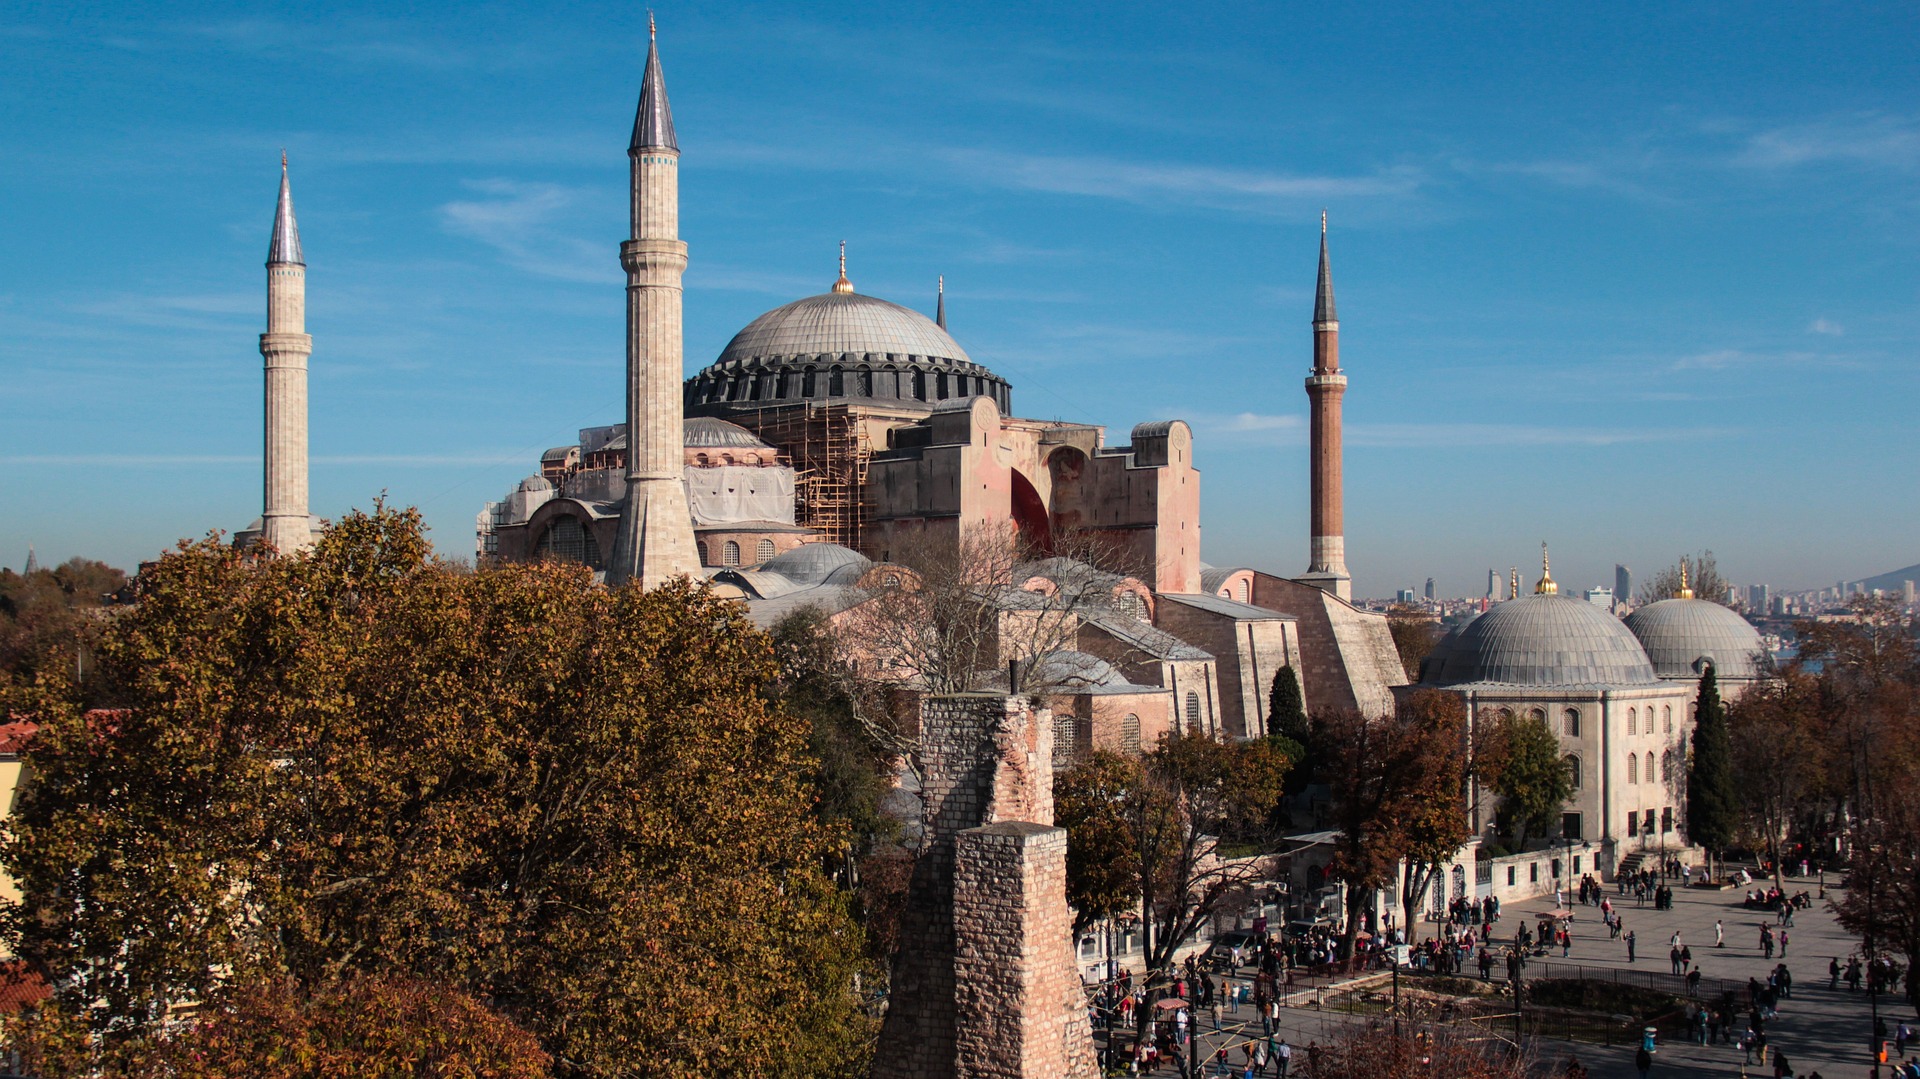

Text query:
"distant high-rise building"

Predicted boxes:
[[1904, 580, 1916, 605], [1487, 569, 1498, 600], [1584, 587, 1613, 609], [1424, 577, 1436, 602], [1615, 564, 1631, 604], [1748, 584, 1771, 612]]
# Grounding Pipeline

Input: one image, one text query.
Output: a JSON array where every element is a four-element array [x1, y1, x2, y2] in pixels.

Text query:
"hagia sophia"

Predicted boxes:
[[249, 27, 1766, 886]]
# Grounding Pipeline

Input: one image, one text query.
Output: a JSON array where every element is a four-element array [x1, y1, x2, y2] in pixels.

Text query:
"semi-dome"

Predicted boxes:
[[1624, 599, 1766, 681], [1423, 594, 1658, 687], [684, 290, 1011, 413], [683, 416, 771, 449], [759, 542, 871, 585]]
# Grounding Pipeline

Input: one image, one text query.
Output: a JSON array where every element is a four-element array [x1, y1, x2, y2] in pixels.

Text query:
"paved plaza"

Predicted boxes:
[[1163, 873, 1907, 1079]]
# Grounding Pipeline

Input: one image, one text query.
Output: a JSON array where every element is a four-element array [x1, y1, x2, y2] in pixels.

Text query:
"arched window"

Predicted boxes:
[[1185, 692, 1202, 732], [723, 540, 741, 567], [1627, 708, 1638, 735], [1663, 706, 1673, 734], [1121, 713, 1141, 755], [1238, 581, 1250, 603], [756, 538, 776, 563], [534, 516, 602, 569], [1566, 754, 1582, 790], [1528, 708, 1546, 724], [1563, 708, 1581, 738], [694, 453, 710, 467], [1627, 753, 1638, 784]]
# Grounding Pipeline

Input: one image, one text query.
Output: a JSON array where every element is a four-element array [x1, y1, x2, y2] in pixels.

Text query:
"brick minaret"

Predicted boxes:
[[261, 155, 314, 554], [609, 19, 701, 588], [1301, 213, 1350, 599]]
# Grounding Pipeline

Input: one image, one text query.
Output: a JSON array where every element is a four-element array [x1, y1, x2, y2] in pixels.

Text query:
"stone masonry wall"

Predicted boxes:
[[876, 694, 1096, 1079]]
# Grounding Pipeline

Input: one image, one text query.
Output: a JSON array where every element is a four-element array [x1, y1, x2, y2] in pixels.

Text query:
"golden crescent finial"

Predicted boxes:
[[649, 11, 656, 37], [281, 149, 287, 169], [1321, 209, 1327, 235], [833, 240, 854, 293]]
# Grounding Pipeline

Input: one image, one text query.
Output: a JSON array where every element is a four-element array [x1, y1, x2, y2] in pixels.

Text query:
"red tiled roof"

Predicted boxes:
[[0, 964, 50, 1013]]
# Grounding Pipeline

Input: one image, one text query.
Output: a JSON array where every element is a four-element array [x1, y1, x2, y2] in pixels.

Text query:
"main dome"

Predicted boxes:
[[1423, 594, 1659, 687], [1623, 598, 1766, 681], [684, 291, 1011, 413]]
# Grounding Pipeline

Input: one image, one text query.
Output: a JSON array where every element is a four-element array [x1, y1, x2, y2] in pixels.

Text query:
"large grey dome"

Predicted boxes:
[[1423, 594, 1658, 687], [1624, 599, 1765, 681], [685, 291, 1011, 414]]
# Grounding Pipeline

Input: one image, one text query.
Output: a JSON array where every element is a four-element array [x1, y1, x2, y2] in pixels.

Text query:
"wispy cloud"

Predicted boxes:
[[438, 180, 612, 283], [0, 453, 533, 468], [1736, 113, 1920, 172], [1346, 423, 1737, 449], [939, 149, 1423, 214], [1809, 317, 1845, 337], [1672, 347, 1853, 371]]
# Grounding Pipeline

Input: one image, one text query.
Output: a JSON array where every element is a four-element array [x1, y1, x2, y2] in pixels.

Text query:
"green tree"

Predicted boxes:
[[1686, 666, 1737, 871], [1, 505, 874, 1078], [1055, 735, 1289, 974], [1268, 666, 1308, 744], [0, 556, 127, 681], [1481, 711, 1573, 852]]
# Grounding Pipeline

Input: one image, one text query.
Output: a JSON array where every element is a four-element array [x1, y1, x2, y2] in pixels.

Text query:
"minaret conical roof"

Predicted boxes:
[[630, 21, 678, 152], [1313, 212, 1336, 324], [268, 155, 303, 266]]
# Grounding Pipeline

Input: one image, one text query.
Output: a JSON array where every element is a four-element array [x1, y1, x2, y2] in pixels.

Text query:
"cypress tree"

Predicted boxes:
[[1269, 666, 1309, 743], [1686, 666, 1736, 863], [1268, 666, 1313, 793]]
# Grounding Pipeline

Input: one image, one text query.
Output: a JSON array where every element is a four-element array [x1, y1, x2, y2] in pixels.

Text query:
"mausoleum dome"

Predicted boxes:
[[1624, 598, 1766, 681], [1424, 594, 1659, 688], [759, 542, 871, 585]]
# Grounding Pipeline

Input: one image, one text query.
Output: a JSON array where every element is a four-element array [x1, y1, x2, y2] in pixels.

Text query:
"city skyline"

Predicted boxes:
[[4, 2, 1917, 594]]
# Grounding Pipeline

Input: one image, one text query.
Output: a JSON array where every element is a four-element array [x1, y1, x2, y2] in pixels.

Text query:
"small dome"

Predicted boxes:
[[684, 416, 771, 450], [518, 476, 553, 493], [1624, 599, 1765, 681], [1423, 594, 1658, 687], [760, 542, 871, 585]]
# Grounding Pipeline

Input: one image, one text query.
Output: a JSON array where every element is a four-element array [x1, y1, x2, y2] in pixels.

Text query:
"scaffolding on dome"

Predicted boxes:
[[743, 402, 873, 550]]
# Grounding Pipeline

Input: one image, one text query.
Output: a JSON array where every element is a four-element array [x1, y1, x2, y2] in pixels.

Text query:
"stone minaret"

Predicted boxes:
[[261, 154, 314, 554], [1301, 213, 1350, 599], [608, 19, 700, 588]]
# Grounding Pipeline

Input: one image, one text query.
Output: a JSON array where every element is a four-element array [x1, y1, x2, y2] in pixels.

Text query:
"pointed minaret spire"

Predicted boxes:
[[260, 155, 315, 554], [268, 152, 303, 266], [1313, 209, 1336, 326], [832, 240, 854, 293], [936, 274, 946, 330], [609, 21, 700, 587], [630, 14, 677, 153], [23, 546, 38, 575], [1301, 213, 1350, 599]]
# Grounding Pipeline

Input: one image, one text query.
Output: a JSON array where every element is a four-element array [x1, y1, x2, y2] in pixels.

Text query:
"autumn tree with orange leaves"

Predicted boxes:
[[0, 505, 873, 1078]]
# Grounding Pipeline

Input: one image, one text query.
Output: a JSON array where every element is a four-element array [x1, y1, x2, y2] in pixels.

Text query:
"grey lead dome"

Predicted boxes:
[[1623, 598, 1766, 680], [684, 291, 1012, 413], [1424, 594, 1659, 688]]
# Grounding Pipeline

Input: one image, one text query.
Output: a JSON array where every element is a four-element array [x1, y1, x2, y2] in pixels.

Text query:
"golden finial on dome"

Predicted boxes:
[[1534, 541, 1559, 594], [832, 240, 854, 294], [1510, 567, 1519, 601], [1677, 556, 1694, 600]]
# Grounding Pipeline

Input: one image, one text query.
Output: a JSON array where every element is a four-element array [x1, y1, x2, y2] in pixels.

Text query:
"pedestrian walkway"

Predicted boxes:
[[1166, 871, 1899, 1079]]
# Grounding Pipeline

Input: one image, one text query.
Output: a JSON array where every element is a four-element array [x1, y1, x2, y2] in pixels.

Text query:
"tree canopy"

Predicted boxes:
[[0, 506, 873, 1077], [1478, 710, 1573, 852]]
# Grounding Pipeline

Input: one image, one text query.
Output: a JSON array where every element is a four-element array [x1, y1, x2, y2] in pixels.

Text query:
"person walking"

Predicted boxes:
[[1635, 1044, 1653, 1079], [1715, 919, 1725, 948], [1274, 1039, 1292, 1079], [1670, 945, 1683, 975], [1830, 957, 1842, 990], [1626, 930, 1637, 962], [1772, 1049, 1791, 1079], [1779, 930, 1789, 957]]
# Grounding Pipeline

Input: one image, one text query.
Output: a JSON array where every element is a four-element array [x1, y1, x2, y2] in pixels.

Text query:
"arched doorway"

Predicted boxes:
[[1010, 469, 1052, 556]]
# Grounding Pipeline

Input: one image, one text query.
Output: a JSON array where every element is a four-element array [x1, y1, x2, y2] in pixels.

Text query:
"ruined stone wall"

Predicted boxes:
[[875, 694, 1096, 1079]]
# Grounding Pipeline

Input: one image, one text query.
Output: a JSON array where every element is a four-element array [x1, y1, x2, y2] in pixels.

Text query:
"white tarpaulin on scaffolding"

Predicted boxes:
[[683, 466, 796, 526]]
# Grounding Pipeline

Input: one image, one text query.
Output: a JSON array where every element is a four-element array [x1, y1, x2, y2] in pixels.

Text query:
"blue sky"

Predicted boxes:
[[3, 1, 1916, 597]]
